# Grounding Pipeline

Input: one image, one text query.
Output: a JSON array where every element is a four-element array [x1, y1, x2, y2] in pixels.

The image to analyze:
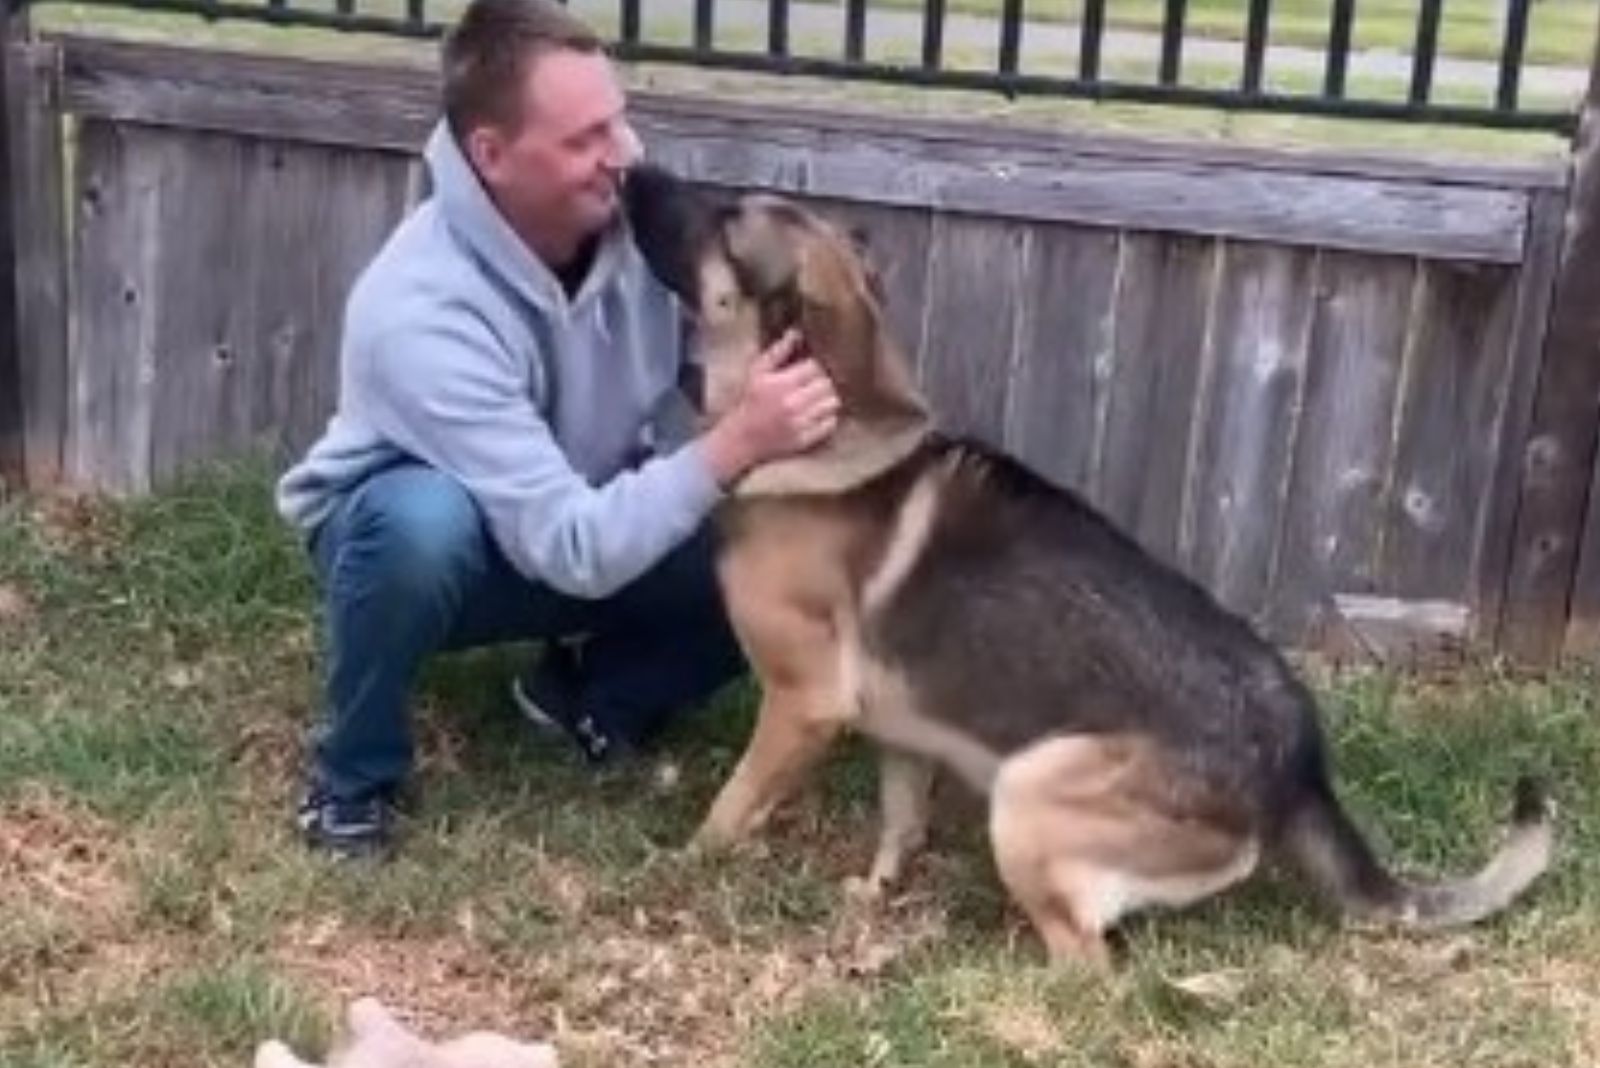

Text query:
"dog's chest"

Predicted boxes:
[[718, 486, 1005, 792]]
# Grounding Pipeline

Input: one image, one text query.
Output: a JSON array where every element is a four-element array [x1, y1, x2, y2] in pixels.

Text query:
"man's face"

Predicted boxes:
[[470, 49, 643, 258]]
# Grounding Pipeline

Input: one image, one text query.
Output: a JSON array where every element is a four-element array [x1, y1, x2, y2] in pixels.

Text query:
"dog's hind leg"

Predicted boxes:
[[848, 749, 937, 902], [989, 734, 1259, 968]]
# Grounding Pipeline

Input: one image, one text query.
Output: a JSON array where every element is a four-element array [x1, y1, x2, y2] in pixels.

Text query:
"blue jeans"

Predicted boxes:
[[304, 461, 746, 801]]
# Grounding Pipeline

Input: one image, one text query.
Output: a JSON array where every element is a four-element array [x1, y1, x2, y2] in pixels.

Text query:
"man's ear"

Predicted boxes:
[[622, 163, 718, 307], [463, 123, 509, 188]]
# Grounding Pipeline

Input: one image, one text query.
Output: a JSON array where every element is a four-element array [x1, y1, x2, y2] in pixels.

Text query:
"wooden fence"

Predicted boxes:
[[3, 28, 1599, 663]]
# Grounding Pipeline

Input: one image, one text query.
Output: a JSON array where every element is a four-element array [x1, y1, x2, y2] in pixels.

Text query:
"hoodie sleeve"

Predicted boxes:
[[359, 314, 723, 599]]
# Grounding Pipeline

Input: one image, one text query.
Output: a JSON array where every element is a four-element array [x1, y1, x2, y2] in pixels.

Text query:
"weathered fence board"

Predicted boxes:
[[1007, 222, 1121, 495], [69, 120, 413, 491], [1267, 253, 1416, 639], [1185, 241, 1319, 621], [647, 116, 1536, 264], [1567, 434, 1600, 654], [917, 214, 1027, 442], [71, 119, 160, 493], [58, 33, 439, 153], [7, 40, 68, 487], [50, 34, 1572, 189], [1477, 188, 1569, 647], [268, 148, 422, 460], [1379, 261, 1520, 606], [145, 130, 253, 486], [54, 34, 1560, 265], [0, 22, 23, 486], [1096, 234, 1217, 565], [1508, 27, 1600, 660]]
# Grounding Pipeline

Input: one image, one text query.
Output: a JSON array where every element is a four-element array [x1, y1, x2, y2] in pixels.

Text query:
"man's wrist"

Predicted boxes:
[[702, 415, 757, 488]]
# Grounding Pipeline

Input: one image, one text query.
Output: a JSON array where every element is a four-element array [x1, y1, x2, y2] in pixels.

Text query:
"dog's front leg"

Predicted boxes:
[[847, 748, 936, 902], [693, 686, 846, 849]]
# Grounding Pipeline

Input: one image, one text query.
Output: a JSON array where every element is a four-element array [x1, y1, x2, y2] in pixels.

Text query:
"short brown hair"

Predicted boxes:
[[441, 0, 605, 137]]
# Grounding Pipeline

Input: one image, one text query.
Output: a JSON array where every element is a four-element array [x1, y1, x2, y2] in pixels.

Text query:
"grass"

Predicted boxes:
[[0, 458, 1598, 1067], [27, 1, 1585, 161], [872, 0, 1600, 68]]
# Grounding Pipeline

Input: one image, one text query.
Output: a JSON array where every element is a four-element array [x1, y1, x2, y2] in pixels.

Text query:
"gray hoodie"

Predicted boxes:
[[275, 122, 721, 599]]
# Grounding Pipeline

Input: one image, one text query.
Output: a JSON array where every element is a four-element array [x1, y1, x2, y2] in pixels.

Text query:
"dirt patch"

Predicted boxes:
[[274, 921, 536, 1041], [1530, 958, 1600, 1065], [0, 785, 130, 924], [975, 994, 1064, 1063], [28, 491, 124, 563], [0, 786, 168, 1034], [228, 706, 312, 787], [274, 897, 949, 1066], [0, 583, 35, 628]]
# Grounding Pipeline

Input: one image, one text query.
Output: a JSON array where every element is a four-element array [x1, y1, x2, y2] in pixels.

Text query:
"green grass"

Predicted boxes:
[[27, 0, 1585, 161], [0, 460, 1598, 1066], [874, 0, 1600, 68], [6, 961, 332, 1067]]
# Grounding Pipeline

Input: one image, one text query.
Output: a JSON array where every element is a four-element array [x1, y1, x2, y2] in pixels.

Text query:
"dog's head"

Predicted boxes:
[[624, 164, 927, 431]]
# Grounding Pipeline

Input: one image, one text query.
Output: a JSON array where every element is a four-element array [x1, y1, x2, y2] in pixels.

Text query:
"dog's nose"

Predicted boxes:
[[679, 361, 706, 413]]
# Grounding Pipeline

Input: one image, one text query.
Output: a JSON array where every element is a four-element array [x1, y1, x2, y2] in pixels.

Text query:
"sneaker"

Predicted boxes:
[[297, 789, 395, 860], [511, 644, 625, 765]]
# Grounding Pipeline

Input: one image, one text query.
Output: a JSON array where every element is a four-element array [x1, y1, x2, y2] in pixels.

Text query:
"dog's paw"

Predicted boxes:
[[682, 830, 728, 862], [842, 874, 889, 907], [685, 820, 734, 854], [686, 823, 771, 862]]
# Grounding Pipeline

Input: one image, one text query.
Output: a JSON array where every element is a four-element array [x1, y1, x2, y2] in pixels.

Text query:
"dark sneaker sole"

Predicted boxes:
[[297, 799, 395, 861]]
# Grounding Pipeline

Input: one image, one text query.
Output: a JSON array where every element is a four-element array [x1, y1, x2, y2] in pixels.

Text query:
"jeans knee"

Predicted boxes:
[[337, 466, 487, 601]]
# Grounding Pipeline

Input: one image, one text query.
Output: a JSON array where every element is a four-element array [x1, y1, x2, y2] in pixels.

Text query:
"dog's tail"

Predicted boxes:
[[1279, 776, 1553, 928]]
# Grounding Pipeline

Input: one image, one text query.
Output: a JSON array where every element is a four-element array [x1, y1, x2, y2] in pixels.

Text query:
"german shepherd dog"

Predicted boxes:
[[622, 165, 1554, 966]]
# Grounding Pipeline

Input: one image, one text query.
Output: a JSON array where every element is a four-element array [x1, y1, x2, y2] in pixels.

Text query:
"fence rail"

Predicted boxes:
[[15, 0, 1591, 133]]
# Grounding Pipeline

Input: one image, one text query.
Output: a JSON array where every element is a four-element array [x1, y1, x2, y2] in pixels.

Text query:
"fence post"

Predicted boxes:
[[1500, 20, 1600, 661], [0, 4, 23, 489]]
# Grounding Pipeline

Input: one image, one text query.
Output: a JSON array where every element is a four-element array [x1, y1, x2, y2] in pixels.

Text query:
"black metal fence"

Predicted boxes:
[[14, 0, 1593, 134]]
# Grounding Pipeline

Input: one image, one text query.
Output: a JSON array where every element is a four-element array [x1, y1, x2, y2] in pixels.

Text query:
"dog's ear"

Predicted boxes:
[[835, 223, 886, 307], [622, 163, 717, 306], [794, 224, 928, 430], [854, 236, 888, 307]]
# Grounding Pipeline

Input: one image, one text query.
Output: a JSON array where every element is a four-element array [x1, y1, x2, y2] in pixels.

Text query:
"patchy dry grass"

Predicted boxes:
[[1, 459, 1598, 1067]]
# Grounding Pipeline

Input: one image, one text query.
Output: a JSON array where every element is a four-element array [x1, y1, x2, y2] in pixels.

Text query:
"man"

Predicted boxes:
[[275, 0, 840, 858]]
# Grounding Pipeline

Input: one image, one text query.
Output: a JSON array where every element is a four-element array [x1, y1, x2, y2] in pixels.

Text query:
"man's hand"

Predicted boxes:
[[702, 329, 841, 486]]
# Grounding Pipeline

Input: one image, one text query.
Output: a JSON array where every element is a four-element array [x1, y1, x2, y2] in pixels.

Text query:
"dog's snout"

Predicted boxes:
[[679, 360, 706, 413]]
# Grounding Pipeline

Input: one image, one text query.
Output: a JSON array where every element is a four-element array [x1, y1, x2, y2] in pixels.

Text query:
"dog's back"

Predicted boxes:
[[866, 434, 1322, 824]]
